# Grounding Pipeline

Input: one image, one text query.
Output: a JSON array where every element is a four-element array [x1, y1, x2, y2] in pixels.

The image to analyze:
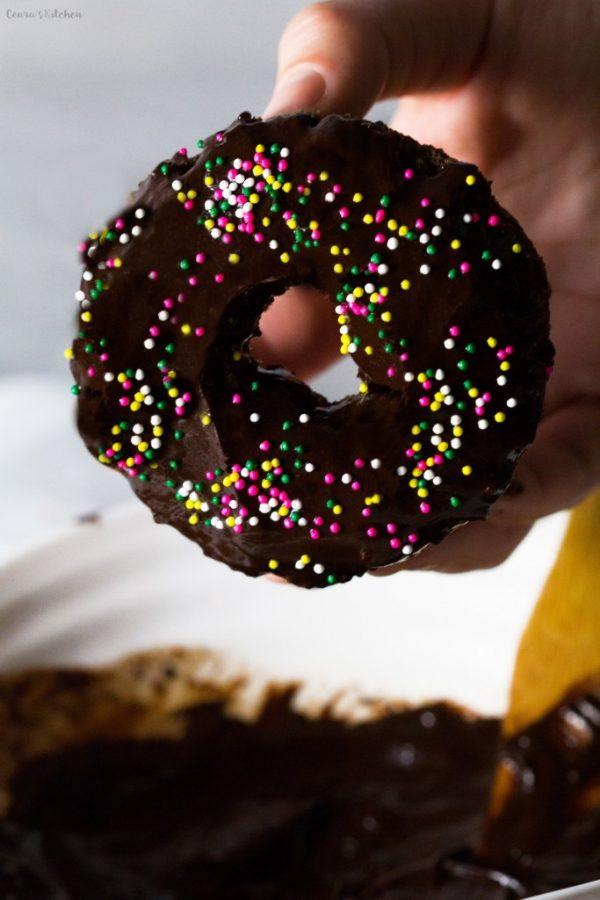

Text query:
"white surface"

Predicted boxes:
[[0, 373, 568, 717]]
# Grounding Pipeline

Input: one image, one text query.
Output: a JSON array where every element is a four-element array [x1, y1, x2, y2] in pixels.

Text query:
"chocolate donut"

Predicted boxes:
[[70, 113, 552, 588]]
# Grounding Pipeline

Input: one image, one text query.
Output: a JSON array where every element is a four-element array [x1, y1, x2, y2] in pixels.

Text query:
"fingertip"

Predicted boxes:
[[263, 65, 327, 118]]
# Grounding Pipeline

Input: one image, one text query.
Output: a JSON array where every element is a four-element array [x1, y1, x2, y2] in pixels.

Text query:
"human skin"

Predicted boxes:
[[255, 0, 600, 573]]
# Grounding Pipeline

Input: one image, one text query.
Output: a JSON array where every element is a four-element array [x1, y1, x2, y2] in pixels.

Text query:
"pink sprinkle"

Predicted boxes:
[[122, 380, 132, 389], [332, 184, 342, 194], [449, 325, 460, 337], [214, 273, 224, 284], [195, 253, 205, 264], [390, 537, 400, 549], [232, 393, 241, 404], [460, 262, 471, 274], [375, 233, 385, 243], [367, 527, 378, 538], [362, 508, 371, 518], [354, 458, 365, 469], [406, 448, 415, 458], [283, 518, 294, 529], [419, 397, 430, 407], [488, 214, 500, 226], [277, 160, 288, 172], [87, 367, 95, 377], [404, 168, 414, 180], [433, 454, 443, 465], [164, 297, 174, 309], [215, 134, 223, 143], [184, 200, 194, 211], [119, 397, 129, 407], [408, 533, 418, 544], [387, 367, 396, 378], [314, 516, 324, 526], [420, 197, 430, 207], [179, 146, 188, 155], [375, 209, 385, 223], [306, 172, 316, 183], [148, 270, 158, 280], [115, 218, 125, 230], [386, 523, 397, 534], [149, 326, 160, 337], [419, 502, 431, 514], [188, 276, 198, 286], [233, 525, 243, 534], [259, 440, 270, 452], [195, 327, 205, 337], [415, 218, 425, 230], [339, 206, 349, 218], [310, 528, 320, 540], [324, 473, 335, 485], [329, 523, 341, 534], [248, 485, 259, 497], [206, 471, 215, 481]]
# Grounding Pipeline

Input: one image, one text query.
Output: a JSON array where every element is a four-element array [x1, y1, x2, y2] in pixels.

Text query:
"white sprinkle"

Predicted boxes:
[[431, 225, 442, 236], [259, 503, 270, 514], [370, 458, 382, 469], [433, 424, 444, 434], [82, 271, 93, 281], [431, 436, 441, 446], [419, 233, 430, 244], [119, 234, 130, 244], [158, 310, 169, 321], [269, 240, 279, 250], [377, 264, 389, 275], [298, 517, 307, 527], [348, 342, 357, 353], [463, 213, 472, 223], [387, 237, 399, 250], [491, 258, 502, 270], [435, 208, 445, 219], [313, 563, 324, 574], [404, 372, 414, 382], [150, 415, 161, 425], [478, 419, 489, 430], [75, 290, 85, 301], [507, 398, 517, 408], [131, 225, 142, 236], [365, 283, 375, 294], [497, 375, 507, 386], [451, 415, 462, 425], [249, 516, 259, 526], [134, 208, 145, 219], [420, 711, 436, 728], [171, 180, 182, 191], [295, 560, 305, 570], [419, 264, 431, 275], [249, 412, 260, 423], [133, 423, 144, 434], [299, 413, 310, 423], [341, 473, 352, 484], [397, 466, 407, 476], [104, 372, 114, 382], [150, 438, 161, 449], [280, 147, 290, 158], [444, 339, 455, 350], [402, 545, 413, 556], [304, 462, 315, 473], [433, 476, 442, 486], [451, 438, 462, 449], [269, 512, 280, 522], [144, 338, 155, 349], [291, 499, 302, 510], [325, 191, 335, 202], [443, 395, 454, 405]]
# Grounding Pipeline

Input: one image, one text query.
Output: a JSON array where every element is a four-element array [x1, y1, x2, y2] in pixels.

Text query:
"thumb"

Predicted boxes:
[[264, 0, 493, 118]]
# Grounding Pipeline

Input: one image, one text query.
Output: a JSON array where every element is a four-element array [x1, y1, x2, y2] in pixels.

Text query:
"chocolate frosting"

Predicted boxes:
[[1, 662, 598, 898], [71, 113, 552, 586]]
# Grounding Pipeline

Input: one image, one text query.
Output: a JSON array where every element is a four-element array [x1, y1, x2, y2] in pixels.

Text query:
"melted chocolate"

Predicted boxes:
[[0, 662, 598, 899], [71, 113, 552, 587]]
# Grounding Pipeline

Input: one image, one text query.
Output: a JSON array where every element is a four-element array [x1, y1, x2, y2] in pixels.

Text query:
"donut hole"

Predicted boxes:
[[250, 284, 358, 400]]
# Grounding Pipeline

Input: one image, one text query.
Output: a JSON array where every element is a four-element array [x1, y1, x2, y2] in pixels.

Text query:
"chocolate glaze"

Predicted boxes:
[[71, 113, 552, 586], [0, 658, 598, 898]]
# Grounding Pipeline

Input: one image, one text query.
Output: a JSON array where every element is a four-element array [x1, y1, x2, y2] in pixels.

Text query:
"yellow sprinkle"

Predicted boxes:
[[465, 174, 476, 186], [280, 252, 290, 264], [226, 516, 235, 527], [204, 218, 214, 229], [359, 382, 369, 394], [111, 442, 122, 452], [333, 263, 343, 274], [300, 554, 310, 565], [417, 488, 429, 498], [286, 218, 297, 230], [113, 257, 122, 268], [365, 345, 373, 355], [261, 461, 272, 472], [430, 401, 441, 412], [225, 223, 235, 233], [168, 387, 178, 398], [380, 287, 389, 297], [438, 442, 449, 452], [262, 217, 271, 227], [111, 425, 120, 435], [204, 176, 214, 187], [232, 351, 242, 361], [181, 323, 191, 335], [411, 426, 420, 436], [177, 191, 186, 202], [201, 413, 212, 426], [228, 253, 240, 265], [363, 214, 374, 225], [252, 165, 263, 176], [417, 373, 427, 384], [81, 311, 92, 323], [462, 465, 473, 476], [512, 243, 522, 253], [278, 506, 289, 517], [381, 311, 392, 323], [342, 247, 350, 256], [400, 279, 411, 290], [387, 219, 398, 230], [186, 189, 197, 199], [333, 504, 343, 515], [494, 412, 506, 423], [450, 239, 461, 250], [282, 181, 292, 193], [319, 171, 329, 181], [117, 373, 126, 383], [330, 245, 340, 255], [487, 337, 498, 348], [409, 478, 418, 489], [468, 387, 479, 398], [398, 225, 408, 236], [153, 426, 163, 437], [63, 347, 74, 360], [261, 478, 270, 489], [268, 559, 279, 570], [210, 483, 221, 494], [138, 441, 148, 452], [500, 361, 511, 371], [352, 192, 363, 203], [255, 143, 265, 152], [453, 426, 463, 437], [353, 286, 364, 297], [130, 402, 141, 412]]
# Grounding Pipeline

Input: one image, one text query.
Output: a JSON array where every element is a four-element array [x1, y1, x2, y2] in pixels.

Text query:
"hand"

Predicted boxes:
[[257, 0, 600, 573]]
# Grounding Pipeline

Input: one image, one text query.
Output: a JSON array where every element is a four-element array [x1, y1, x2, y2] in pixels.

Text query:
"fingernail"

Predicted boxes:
[[264, 65, 326, 117]]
